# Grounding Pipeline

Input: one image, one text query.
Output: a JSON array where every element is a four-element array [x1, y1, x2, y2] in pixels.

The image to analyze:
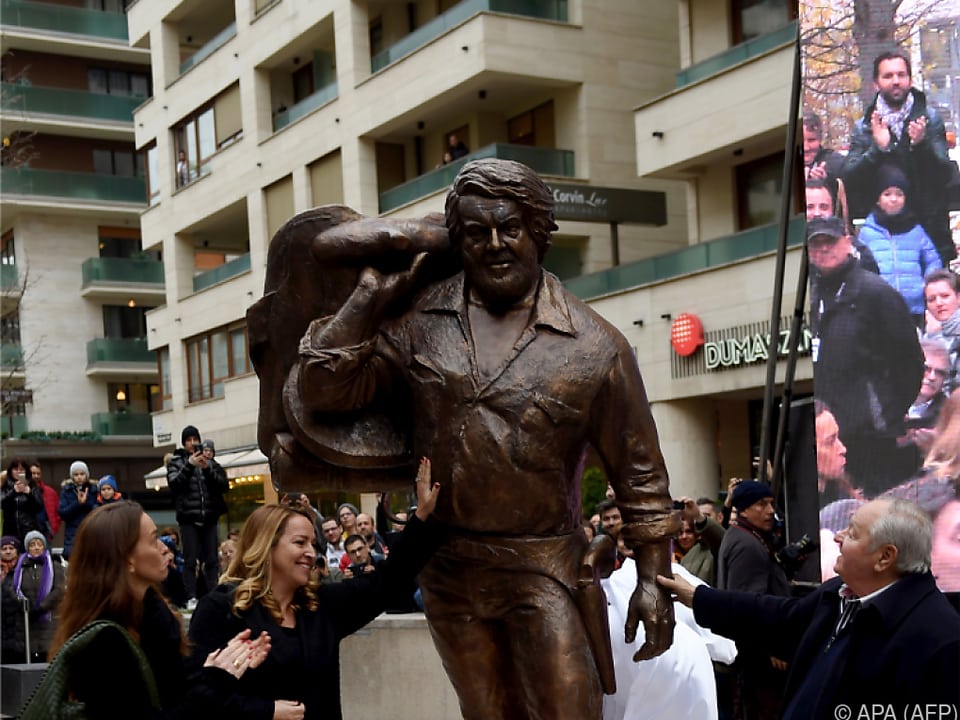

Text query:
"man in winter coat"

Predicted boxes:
[[166, 425, 228, 605], [57, 461, 98, 560]]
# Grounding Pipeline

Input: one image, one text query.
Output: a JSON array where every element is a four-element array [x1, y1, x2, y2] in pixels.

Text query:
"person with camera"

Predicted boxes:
[[166, 425, 229, 609], [674, 496, 725, 586], [341, 534, 380, 579]]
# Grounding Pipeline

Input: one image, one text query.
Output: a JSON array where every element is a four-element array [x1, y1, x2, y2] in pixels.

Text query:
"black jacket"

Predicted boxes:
[[693, 572, 960, 719], [166, 449, 228, 525], [1, 483, 44, 543]]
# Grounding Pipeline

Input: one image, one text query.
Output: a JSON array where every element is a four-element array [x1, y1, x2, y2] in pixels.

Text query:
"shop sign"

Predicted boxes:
[[705, 327, 813, 369], [547, 182, 667, 225]]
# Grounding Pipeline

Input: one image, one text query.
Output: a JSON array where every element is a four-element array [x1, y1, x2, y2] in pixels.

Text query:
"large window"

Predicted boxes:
[[103, 305, 150, 339], [157, 347, 171, 411], [87, 67, 151, 98], [144, 143, 159, 205], [735, 152, 801, 230], [174, 85, 241, 188], [732, 0, 796, 44], [186, 322, 252, 403], [93, 148, 143, 177], [508, 101, 555, 147]]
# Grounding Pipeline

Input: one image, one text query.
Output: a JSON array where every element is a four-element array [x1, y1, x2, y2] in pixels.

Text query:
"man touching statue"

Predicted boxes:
[[286, 159, 678, 719]]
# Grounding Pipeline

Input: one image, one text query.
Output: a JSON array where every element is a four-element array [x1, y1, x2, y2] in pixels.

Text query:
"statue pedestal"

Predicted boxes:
[[341, 612, 462, 718], [1, 663, 47, 719]]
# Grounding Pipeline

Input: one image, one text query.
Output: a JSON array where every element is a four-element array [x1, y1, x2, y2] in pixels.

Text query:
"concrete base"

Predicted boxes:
[[341, 612, 462, 718], [0, 663, 48, 719]]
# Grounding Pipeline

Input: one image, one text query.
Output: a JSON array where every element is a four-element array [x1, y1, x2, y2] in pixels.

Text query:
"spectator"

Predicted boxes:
[[185, 458, 440, 719], [1, 556, 26, 663], [0, 535, 20, 581], [166, 425, 229, 607], [446, 133, 469, 160], [923, 268, 960, 394], [676, 497, 725, 586], [341, 533, 381, 577], [931, 499, 960, 592], [315, 552, 344, 586], [857, 163, 942, 321], [696, 498, 718, 523], [320, 517, 345, 570], [802, 111, 844, 185], [160, 526, 184, 574], [1, 459, 44, 544], [899, 338, 951, 456], [159, 535, 188, 609], [597, 498, 623, 538], [176, 148, 189, 187], [336, 502, 359, 540], [97, 475, 123, 505], [58, 460, 98, 561], [805, 180, 880, 275], [815, 400, 858, 506], [659, 498, 960, 719], [218, 539, 237, 570], [356, 512, 389, 556], [43, 502, 269, 719], [30, 461, 61, 539], [12, 530, 65, 662]]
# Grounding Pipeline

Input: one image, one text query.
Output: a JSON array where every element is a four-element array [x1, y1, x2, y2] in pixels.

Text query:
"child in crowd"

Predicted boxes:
[[0, 536, 20, 581], [858, 163, 942, 322], [97, 475, 122, 505]]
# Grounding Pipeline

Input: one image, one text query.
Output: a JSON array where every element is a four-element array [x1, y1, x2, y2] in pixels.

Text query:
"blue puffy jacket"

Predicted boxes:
[[858, 213, 942, 315]]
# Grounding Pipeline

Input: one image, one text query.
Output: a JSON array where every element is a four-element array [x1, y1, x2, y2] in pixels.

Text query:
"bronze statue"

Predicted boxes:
[[249, 159, 679, 719]]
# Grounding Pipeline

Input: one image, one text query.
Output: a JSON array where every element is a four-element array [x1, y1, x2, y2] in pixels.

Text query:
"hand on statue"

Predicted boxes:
[[414, 457, 440, 521], [656, 572, 696, 608]]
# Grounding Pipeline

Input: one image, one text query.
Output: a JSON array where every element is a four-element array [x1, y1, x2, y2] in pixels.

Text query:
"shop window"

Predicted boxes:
[[731, 0, 796, 44], [186, 322, 252, 403]]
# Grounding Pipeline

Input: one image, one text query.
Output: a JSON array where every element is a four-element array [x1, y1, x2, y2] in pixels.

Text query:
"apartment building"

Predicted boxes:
[[0, 0, 166, 491], [128, 0, 694, 506]]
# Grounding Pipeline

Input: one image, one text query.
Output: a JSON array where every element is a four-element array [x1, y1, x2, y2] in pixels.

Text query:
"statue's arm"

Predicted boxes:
[[309, 214, 448, 262]]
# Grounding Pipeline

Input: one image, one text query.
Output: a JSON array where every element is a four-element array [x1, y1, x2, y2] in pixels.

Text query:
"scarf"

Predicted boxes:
[[874, 91, 915, 143], [13, 551, 54, 623], [871, 205, 918, 235], [942, 308, 960, 339]]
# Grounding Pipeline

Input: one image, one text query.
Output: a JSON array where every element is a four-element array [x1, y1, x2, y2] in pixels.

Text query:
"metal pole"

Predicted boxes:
[[610, 222, 620, 267], [758, 27, 802, 486]]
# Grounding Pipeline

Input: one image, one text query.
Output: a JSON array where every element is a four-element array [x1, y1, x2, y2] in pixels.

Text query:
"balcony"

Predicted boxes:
[[371, 0, 569, 73], [1, 415, 28, 439], [180, 22, 238, 75], [91, 411, 151, 437], [1, 342, 23, 369], [1, 264, 18, 293], [0, 0, 128, 41], [86, 337, 156, 378], [380, 143, 574, 213], [193, 253, 251, 292], [0, 83, 143, 124], [273, 82, 339, 132], [1, 167, 146, 205], [564, 216, 804, 300], [676, 23, 796, 87], [81, 257, 165, 304]]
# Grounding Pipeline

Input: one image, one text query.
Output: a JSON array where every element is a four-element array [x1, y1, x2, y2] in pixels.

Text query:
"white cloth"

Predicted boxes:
[[601, 560, 737, 720]]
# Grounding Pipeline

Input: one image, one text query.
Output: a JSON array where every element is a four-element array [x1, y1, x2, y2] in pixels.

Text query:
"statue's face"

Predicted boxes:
[[458, 195, 540, 311]]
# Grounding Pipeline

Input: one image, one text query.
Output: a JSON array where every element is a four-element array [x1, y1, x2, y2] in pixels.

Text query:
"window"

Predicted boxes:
[[185, 322, 252, 403], [508, 101, 555, 147], [292, 64, 314, 104], [103, 305, 151, 339], [174, 85, 241, 187], [735, 152, 800, 230], [1, 230, 14, 265], [93, 148, 143, 177], [109, 382, 160, 413], [87, 66, 151, 97], [369, 17, 384, 56], [157, 347, 172, 411], [731, 0, 796, 44], [144, 143, 159, 205]]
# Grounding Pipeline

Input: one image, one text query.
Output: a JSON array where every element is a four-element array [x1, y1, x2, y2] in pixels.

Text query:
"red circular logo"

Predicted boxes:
[[670, 313, 704, 356]]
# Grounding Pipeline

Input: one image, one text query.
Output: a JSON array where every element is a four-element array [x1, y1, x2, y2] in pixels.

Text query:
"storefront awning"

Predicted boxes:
[[144, 447, 269, 490]]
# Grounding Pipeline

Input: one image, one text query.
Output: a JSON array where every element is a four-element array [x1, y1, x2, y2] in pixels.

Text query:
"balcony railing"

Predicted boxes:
[[273, 81, 338, 132], [91, 411, 152, 437], [565, 216, 805, 300], [193, 253, 251, 292], [0, 83, 144, 123], [86, 337, 154, 365], [675, 22, 796, 88], [82, 257, 165, 287], [0, 0, 129, 41], [1, 342, 23, 369], [380, 143, 574, 212], [1, 415, 28, 438], [371, 0, 568, 72], [180, 22, 238, 75], [1, 264, 18, 292], [1, 167, 146, 205]]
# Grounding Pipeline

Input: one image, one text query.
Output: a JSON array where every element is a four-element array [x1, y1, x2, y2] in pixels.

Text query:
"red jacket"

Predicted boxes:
[[37, 481, 60, 536]]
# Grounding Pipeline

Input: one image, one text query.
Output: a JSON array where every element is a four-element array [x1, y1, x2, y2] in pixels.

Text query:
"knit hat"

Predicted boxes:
[[0, 535, 20, 551], [876, 162, 910, 197], [99, 475, 118, 492], [159, 535, 178, 554], [337, 502, 359, 518], [23, 530, 47, 551], [731, 481, 774, 512], [181, 425, 200, 446], [69, 460, 90, 478], [201, 439, 215, 452]]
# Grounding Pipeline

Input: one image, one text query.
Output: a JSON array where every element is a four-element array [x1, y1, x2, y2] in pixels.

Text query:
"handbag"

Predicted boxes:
[[18, 619, 161, 720]]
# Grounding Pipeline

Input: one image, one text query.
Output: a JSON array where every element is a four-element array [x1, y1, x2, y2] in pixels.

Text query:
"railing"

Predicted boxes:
[[1, 415, 29, 438], [1, 342, 23, 369], [1, 264, 18, 292], [0, 83, 143, 123], [0, 0, 129, 41], [564, 216, 805, 300], [371, 0, 568, 72], [193, 253, 251, 292], [273, 81, 338, 131], [180, 21, 237, 75], [82, 257, 165, 287], [91, 411, 152, 436], [380, 143, 574, 212], [86, 337, 154, 365], [675, 22, 796, 87], [1, 167, 146, 204]]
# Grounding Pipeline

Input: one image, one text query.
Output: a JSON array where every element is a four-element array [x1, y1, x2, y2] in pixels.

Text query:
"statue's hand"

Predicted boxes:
[[625, 575, 675, 662], [356, 252, 429, 321]]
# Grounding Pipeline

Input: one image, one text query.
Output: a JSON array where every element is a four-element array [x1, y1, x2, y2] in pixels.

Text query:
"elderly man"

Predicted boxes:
[[294, 159, 678, 719], [807, 216, 924, 496], [660, 498, 960, 719]]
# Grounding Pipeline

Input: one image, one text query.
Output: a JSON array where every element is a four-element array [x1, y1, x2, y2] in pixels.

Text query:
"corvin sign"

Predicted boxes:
[[547, 182, 667, 225]]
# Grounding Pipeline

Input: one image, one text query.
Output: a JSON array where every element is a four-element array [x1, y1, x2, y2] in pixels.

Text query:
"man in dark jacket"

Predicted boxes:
[[807, 217, 924, 496], [166, 425, 228, 605], [659, 498, 960, 720], [843, 49, 956, 263]]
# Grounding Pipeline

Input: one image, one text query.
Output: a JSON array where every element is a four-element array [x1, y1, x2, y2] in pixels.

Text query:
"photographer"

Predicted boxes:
[[341, 534, 381, 579], [674, 496, 725, 586]]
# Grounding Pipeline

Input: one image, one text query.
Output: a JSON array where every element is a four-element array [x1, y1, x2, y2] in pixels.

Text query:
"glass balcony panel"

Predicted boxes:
[[371, 0, 568, 72], [564, 216, 804, 299], [273, 81, 339, 132], [379, 143, 574, 212], [86, 337, 154, 365], [192, 253, 251, 292], [81, 257, 165, 287], [91, 411, 152, 436], [1, 167, 146, 204], [0, 0, 128, 40], [0, 83, 143, 123], [675, 22, 796, 87], [1, 342, 23, 368], [0, 416, 29, 438], [180, 22, 238, 75], [1, 264, 18, 292]]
